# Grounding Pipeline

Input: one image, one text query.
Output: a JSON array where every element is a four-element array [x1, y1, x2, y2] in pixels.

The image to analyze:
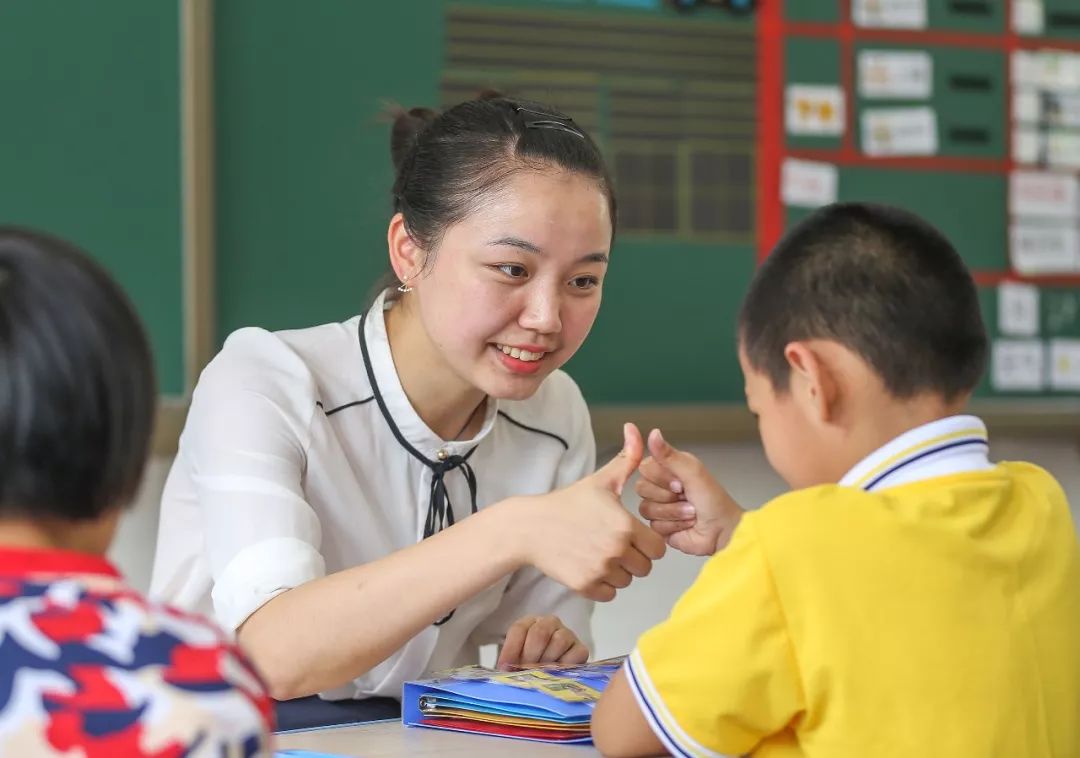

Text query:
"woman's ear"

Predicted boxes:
[[386, 212, 426, 285], [783, 341, 840, 425]]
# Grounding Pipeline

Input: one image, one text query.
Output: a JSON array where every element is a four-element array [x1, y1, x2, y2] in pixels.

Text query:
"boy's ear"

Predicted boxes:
[[386, 212, 426, 284], [783, 341, 840, 424]]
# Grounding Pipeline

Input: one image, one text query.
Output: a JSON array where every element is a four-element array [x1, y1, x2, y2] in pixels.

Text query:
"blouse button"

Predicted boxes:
[[436, 448, 449, 461]]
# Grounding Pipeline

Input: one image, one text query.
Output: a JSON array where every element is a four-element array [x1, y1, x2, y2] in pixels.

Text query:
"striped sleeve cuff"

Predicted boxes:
[[625, 648, 736, 758]]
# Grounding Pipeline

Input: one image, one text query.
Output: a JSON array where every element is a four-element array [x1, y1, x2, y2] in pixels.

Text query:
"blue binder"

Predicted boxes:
[[402, 657, 623, 744]]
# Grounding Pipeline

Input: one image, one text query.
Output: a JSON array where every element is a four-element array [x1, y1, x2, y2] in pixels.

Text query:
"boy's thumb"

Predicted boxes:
[[647, 428, 692, 481], [595, 422, 644, 496]]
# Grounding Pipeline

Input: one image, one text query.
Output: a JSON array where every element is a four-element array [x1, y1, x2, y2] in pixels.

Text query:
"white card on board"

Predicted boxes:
[[1012, 0, 1045, 35], [1012, 88, 1040, 124], [1049, 339, 1080, 390], [1012, 127, 1042, 165], [991, 340, 1046, 391], [1009, 171, 1080, 218], [852, 0, 927, 29], [1048, 131, 1080, 169], [786, 85, 846, 136], [1036, 51, 1080, 92], [1012, 52, 1039, 88], [998, 282, 1041, 337], [1010, 224, 1080, 273], [861, 107, 938, 156], [781, 158, 839, 208], [858, 50, 933, 99]]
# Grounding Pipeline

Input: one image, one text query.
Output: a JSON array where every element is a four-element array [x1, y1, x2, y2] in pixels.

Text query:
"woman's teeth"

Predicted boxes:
[[496, 344, 544, 362]]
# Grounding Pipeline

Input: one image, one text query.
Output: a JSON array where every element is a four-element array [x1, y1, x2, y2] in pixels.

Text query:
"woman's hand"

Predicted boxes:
[[505, 423, 666, 602], [495, 615, 589, 669]]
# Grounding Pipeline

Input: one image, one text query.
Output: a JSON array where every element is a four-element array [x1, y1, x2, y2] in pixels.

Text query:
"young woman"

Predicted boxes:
[[151, 95, 664, 730]]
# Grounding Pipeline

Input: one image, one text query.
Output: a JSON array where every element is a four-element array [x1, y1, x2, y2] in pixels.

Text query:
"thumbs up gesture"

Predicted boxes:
[[636, 429, 745, 556], [513, 423, 666, 602]]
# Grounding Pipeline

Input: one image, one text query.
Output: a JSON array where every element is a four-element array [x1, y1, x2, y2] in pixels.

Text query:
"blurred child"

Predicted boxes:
[[0, 227, 273, 756]]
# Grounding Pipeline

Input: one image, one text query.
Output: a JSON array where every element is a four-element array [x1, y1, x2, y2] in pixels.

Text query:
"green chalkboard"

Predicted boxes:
[[214, 0, 442, 349], [0, 1, 184, 395]]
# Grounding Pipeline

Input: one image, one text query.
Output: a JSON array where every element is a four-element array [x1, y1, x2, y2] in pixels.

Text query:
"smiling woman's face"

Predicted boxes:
[[409, 168, 613, 401]]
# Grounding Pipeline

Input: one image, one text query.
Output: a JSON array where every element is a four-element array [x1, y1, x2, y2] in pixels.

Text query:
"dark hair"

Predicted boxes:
[[738, 202, 987, 401], [0, 227, 156, 521], [387, 92, 616, 281]]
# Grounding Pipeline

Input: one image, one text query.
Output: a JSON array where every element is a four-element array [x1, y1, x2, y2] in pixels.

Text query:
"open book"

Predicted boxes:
[[402, 657, 623, 744]]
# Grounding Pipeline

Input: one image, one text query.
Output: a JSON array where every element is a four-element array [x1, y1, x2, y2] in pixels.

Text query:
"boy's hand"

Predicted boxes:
[[636, 429, 745, 556], [512, 423, 666, 602], [496, 615, 589, 670]]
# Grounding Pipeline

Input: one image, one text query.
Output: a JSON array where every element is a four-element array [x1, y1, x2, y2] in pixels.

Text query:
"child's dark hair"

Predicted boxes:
[[738, 203, 988, 401], [387, 92, 615, 281], [0, 227, 155, 521]]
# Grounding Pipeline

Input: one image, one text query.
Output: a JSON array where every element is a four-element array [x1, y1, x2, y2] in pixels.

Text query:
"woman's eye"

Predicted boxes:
[[496, 264, 528, 278], [570, 275, 599, 290]]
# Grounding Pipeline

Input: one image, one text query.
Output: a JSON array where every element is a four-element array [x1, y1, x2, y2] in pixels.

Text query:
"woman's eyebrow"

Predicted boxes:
[[488, 236, 608, 264]]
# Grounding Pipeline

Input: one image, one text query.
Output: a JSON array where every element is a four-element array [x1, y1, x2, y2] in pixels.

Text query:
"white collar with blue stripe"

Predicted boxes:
[[838, 415, 993, 493]]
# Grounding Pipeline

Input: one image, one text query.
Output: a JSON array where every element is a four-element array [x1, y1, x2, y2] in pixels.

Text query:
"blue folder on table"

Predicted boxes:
[[402, 657, 623, 744]]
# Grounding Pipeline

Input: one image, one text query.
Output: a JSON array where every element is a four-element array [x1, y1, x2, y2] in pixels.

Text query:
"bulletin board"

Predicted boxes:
[[759, 0, 1080, 401]]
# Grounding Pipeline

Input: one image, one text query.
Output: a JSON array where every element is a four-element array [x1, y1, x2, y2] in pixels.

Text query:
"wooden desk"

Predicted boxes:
[[276, 719, 602, 756]]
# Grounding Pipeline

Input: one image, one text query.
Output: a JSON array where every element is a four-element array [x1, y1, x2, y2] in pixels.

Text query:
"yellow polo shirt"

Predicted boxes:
[[627, 420, 1080, 757]]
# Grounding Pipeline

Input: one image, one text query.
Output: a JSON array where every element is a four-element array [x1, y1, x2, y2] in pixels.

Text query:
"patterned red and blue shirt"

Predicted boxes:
[[0, 546, 273, 756]]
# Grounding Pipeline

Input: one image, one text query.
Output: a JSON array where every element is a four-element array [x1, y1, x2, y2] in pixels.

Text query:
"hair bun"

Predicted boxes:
[[390, 106, 439, 171]]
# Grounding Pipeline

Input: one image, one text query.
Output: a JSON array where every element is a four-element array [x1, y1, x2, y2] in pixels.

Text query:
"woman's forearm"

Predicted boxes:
[[237, 500, 527, 699]]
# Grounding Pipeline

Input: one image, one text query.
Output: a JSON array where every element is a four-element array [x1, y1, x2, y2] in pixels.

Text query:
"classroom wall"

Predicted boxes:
[[7, 0, 1080, 425], [113, 438, 1080, 658]]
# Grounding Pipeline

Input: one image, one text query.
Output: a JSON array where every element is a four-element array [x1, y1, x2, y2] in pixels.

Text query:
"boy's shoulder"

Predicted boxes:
[[0, 572, 272, 752], [748, 460, 1071, 549], [996, 459, 1069, 500], [749, 482, 873, 531]]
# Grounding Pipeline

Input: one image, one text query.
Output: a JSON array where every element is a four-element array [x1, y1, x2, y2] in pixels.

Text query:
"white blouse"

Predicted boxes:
[[150, 291, 595, 699]]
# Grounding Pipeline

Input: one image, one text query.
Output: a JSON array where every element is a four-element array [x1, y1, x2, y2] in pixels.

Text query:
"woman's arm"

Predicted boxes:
[[240, 425, 664, 700], [237, 499, 521, 699]]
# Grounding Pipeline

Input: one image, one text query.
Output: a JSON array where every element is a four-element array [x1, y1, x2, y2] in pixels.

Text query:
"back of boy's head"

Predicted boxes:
[[0, 227, 155, 521], [738, 202, 987, 401]]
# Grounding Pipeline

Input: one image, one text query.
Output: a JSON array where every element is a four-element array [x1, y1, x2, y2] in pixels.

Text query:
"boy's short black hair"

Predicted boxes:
[[0, 227, 155, 521], [738, 202, 987, 401]]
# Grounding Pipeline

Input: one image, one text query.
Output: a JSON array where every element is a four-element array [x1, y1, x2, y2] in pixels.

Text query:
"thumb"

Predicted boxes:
[[647, 428, 698, 484], [595, 422, 643, 496]]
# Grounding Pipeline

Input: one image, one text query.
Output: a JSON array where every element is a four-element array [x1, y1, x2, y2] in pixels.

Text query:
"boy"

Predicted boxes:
[[0, 227, 273, 756], [592, 203, 1080, 757]]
